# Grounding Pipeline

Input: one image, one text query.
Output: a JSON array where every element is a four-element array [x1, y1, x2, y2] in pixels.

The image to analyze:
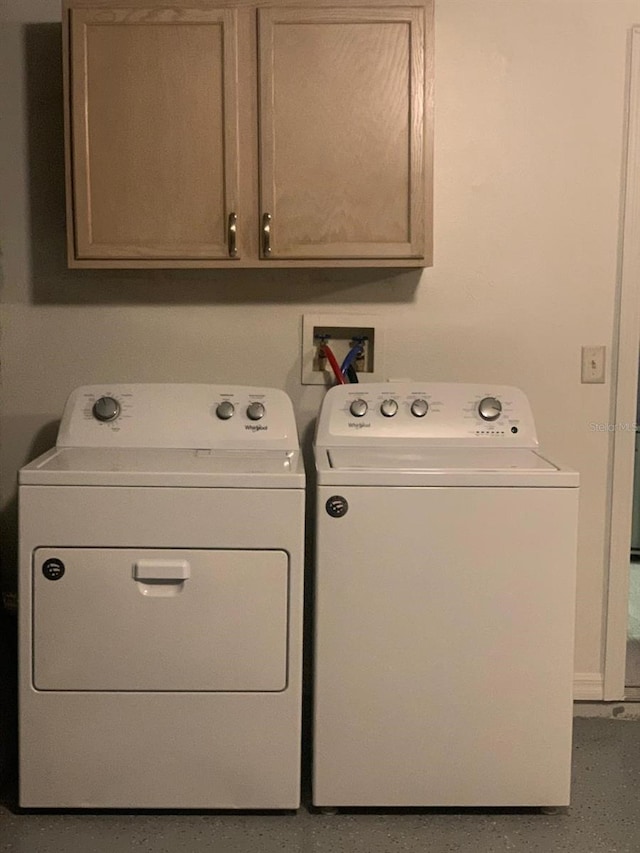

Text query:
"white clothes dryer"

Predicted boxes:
[[313, 382, 579, 808], [19, 384, 304, 809]]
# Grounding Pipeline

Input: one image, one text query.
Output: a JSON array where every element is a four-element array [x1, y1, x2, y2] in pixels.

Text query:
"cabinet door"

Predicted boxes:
[[70, 7, 239, 260], [258, 6, 429, 261]]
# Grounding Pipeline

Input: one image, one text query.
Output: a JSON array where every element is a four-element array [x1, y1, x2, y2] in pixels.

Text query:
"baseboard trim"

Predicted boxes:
[[574, 701, 640, 717], [573, 672, 604, 701]]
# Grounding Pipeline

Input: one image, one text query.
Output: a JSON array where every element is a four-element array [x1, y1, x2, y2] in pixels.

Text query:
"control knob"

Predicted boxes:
[[216, 401, 235, 420], [349, 399, 368, 418], [380, 399, 398, 418], [410, 399, 429, 418], [478, 396, 502, 421], [92, 396, 120, 422], [246, 401, 265, 421]]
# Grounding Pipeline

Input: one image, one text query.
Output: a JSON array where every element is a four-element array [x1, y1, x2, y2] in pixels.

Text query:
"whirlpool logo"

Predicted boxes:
[[245, 424, 268, 432], [348, 421, 371, 429]]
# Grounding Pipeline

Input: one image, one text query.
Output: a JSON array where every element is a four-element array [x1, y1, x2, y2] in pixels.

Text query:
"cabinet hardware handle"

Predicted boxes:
[[228, 212, 238, 258], [262, 212, 272, 256]]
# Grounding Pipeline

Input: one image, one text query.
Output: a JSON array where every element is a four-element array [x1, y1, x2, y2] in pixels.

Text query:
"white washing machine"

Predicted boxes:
[[19, 384, 305, 809], [313, 382, 579, 808]]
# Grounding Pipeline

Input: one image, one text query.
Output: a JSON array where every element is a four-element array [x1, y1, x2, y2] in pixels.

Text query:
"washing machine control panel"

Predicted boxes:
[[316, 382, 539, 447], [57, 385, 298, 450]]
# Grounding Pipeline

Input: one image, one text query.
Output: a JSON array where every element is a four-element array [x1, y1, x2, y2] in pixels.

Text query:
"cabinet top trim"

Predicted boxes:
[[64, 0, 432, 10]]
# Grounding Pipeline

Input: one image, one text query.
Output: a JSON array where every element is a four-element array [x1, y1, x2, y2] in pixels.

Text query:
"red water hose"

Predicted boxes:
[[320, 343, 346, 385]]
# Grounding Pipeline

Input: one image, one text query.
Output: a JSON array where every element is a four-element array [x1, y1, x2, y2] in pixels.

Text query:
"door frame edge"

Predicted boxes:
[[604, 26, 640, 700]]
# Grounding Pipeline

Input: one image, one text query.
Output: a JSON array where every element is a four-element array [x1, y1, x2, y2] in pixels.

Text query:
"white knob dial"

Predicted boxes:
[[246, 402, 265, 421], [349, 399, 368, 418], [92, 396, 120, 422], [216, 401, 235, 420], [380, 399, 398, 418], [410, 399, 429, 418], [478, 396, 502, 421]]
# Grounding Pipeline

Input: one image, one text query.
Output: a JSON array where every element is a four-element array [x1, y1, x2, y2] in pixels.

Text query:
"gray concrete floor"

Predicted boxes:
[[0, 718, 639, 852]]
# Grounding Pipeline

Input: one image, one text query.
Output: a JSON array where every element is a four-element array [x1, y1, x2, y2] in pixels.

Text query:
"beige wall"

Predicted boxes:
[[1, 0, 637, 692]]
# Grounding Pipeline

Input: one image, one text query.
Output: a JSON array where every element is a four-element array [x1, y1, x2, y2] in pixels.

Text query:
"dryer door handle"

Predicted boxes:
[[133, 559, 191, 582]]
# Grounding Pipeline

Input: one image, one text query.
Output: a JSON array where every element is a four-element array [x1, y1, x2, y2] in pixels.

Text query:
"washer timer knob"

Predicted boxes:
[[349, 399, 368, 418], [478, 396, 503, 421], [246, 401, 265, 421], [410, 399, 429, 418], [380, 399, 398, 418], [216, 401, 235, 420], [92, 396, 120, 422]]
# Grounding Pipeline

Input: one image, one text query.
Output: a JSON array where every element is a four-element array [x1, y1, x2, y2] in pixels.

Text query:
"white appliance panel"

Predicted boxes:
[[21, 486, 304, 550], [20, 693, 301, 809], [57, 384, 297, 450], [33, 548, 288, 692], [315, 383, 539, 447], [313, 485, 578, 807]]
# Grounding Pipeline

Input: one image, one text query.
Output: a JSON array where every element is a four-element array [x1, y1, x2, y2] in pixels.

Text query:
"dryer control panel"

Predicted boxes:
[[315, 382, 539, 447], [56, 385, 299, 450]]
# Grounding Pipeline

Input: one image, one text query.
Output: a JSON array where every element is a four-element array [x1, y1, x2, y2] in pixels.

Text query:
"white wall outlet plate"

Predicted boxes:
[[301, 314, 386, 386]]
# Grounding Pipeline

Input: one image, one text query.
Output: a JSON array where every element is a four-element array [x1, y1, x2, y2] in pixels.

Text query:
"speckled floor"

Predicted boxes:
[[0, 718, 639, 852]]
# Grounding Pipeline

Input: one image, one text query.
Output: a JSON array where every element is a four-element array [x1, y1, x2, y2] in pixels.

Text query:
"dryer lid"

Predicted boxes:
[[19, 447, 305, 488]]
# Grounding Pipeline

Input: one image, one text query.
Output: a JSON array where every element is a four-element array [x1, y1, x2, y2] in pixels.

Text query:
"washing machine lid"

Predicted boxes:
[[20, 447, 304, 488], [317, 446, 578, 487]]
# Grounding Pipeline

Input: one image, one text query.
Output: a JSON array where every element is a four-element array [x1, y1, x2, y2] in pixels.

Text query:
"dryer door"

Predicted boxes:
[[32, 548, 288, 691]]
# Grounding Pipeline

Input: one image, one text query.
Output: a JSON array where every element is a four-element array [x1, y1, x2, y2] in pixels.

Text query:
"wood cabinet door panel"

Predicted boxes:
[[71, 7, 239, 259], [259, 6, 427, 260]]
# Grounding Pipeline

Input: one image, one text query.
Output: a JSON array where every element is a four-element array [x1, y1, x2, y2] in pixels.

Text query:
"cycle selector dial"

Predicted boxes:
[[410, 399, 429, 418], [92, 396, 120, 422], [349, 399, 368, 418], [478, 396, 503, 421], [380, 399, 398, 418], [246, 402, 265, 421], [215, 401, 235, 420]]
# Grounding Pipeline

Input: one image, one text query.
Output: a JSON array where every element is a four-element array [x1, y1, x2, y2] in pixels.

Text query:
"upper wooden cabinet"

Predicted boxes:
[[63, 1, 433, 268]]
